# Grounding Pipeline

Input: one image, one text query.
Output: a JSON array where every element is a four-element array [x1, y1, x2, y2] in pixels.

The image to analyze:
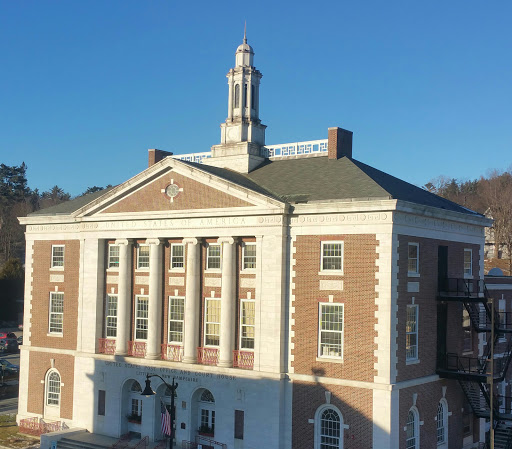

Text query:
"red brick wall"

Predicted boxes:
[[101, 172, 252, 214], [31, 240, 79, 350], [292, 381, 373, 449], [27, 351, 75, 419], [291, 235, 378, 382], [396, 236, 481, 382], [398, 380, 464, 449]]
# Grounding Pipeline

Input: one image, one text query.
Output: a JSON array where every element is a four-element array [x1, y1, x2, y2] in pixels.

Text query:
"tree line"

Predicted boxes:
[[424, 168, 512, 273]]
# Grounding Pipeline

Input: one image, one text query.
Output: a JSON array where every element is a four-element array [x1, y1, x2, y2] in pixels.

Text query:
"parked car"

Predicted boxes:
[[17, 335, 23, 345], [0, 333, 18, 353], [0, 358, 20, 377]]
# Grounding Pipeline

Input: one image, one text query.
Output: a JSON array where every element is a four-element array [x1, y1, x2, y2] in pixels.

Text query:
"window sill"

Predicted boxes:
[[408, 272, 420, 278], [406, 359, 420, 365], [47, 333, 63, 337], [205, 269, 222, 274], [318, 271, 343, 276], [49, 266, 64, 272], [106, 267, 119, 273], [463, 275, 474, 280], [135, 268, 150, 273], [240, 269, 256, 274], [462, 351, 473, 356], [316, 356, 343, 364], [169, 268, 185, 273]]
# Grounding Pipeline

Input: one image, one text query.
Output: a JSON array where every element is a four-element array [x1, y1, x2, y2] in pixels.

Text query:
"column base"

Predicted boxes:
[[217, 360, 233, 368], [115, 350, 128, 356], [182, 356, 197, 364], [145, 353, 161, 360]]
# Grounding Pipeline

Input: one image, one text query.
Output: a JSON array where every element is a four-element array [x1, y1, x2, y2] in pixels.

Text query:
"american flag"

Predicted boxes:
[[161, 401, 172, 436]]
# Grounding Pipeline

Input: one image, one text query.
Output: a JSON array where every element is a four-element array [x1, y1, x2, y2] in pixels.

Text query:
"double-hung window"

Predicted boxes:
[[204, 299, 221, 346], [49, 292, 64, 334], [108, 245, 120, 269], [318, 303, 344, 358], [242, 243, 256, 270], [170, 244, 185, 269], [464, 249, 472, 277], [135, 296, 149, 340], [408, 243, 419, 275], [240, 300, 255, 349], [106, 294, 117, 338], [207, 245, 221, 270], [51, 245, 65, 268], [168, 296, 185, 343], [137, 245, 150, 270], [321, 242, 343, 272], [406, 305, 419, 361]]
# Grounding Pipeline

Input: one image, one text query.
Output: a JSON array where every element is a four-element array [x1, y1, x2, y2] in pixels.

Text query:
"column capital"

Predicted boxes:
[[218, 237, 237, 245], [145, 238, 165, 246], [115, 238, 134, 246], [183, 237, 202, 246]]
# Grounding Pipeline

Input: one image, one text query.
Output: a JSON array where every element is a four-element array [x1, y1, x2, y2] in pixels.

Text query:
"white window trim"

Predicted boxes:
[[107, 244, 120, 270], [318, 302, 344, 360], [168, 296, 185, 344], [169, 243, 185, 272], [405, 406, 420, 449], [241, 243, 257, 272], [134, 295, 149, 341], [45, 369, 62, 408], [239, 299, 255, 350], [105, 294, 118, 338], [320, 241, 344, 274], [436, 398, 449, 448], [406, 304, 419, 363], [136, 244, 150, 271], [314, 404, 346, 449], [206, 244, 222, 272], [50, 244, 65, 270], [463, 248, 473, 279], [408, 243, 420, 277], [204, 297, 221, 347], [48, 292, 64, 335]]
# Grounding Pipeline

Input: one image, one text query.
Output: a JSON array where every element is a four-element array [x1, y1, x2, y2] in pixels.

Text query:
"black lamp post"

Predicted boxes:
[[141, 374, 178, 449]]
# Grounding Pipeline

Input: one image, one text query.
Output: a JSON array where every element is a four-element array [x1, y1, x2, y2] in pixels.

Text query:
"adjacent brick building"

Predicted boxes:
[[18, 34, 510, 449]]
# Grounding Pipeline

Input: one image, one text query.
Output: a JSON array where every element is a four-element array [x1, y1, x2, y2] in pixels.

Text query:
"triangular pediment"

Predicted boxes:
[[75, 157, 284, 217]]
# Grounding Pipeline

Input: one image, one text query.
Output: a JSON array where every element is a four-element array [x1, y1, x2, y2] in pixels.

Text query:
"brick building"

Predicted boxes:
[[17, 34, 512, 449]]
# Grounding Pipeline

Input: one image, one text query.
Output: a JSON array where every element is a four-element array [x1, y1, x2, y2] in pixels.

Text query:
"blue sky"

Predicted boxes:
[[1, 1, 511, 196]]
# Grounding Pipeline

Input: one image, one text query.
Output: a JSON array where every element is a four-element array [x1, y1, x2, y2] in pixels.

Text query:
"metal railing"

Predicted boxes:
[[98, 338, 116, 355], [161, 344, 183, 362], [19, 417, 62, 436], [111, 433, 131, 449], [438, 278, 487, 297], [233, 350, 254, 369], [128, 341, 147, 358], [133, 436, 149, 449], [197, 347, 219, 365]]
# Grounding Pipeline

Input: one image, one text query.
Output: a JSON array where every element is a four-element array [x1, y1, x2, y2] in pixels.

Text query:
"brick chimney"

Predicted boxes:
[[148, 149, 173, 167], [328, 127, 353, 160]]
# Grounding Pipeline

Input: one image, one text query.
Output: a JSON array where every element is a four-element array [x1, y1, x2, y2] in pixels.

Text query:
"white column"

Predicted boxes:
[[115, 239, 133, 356], [146, 238, 163, 360], [227, 75, 233, 121], [218, 237, 237, 367], [183, 238, 201, 364]]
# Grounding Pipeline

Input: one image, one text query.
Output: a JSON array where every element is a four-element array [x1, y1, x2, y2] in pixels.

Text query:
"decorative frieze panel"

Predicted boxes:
[[169, 277, 185, 286], [240, 278, 256, 289], [407, 282, 420, 293], [319, 280, 343, 291], [49, 274, 64, 283], [106, 275, 119, 284], [204, 278, 222, 287], [135, 276, 149, 285]]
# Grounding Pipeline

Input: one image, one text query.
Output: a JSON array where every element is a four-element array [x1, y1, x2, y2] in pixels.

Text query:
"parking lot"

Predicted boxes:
[[0, 331, 21, 416]]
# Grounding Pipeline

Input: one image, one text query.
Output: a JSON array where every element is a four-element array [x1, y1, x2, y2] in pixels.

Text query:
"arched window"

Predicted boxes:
[[437, 400, 448, 447], [251, 84, 255, 109], [314, 404, 343, 449], [46, 370, 61, 406], [130, 381, 142, 392], [200, 389, 215, 403], [320, 408, 341, 449], [406, 408, 419, 449], [234, 85, 240, 108]]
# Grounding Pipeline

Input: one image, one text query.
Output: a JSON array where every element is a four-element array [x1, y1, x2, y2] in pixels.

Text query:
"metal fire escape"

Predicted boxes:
[[437, 278, 512, 449]]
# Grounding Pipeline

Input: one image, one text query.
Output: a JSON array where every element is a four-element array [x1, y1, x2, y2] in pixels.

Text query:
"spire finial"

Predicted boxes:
[[243, 21, 247, 44]]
